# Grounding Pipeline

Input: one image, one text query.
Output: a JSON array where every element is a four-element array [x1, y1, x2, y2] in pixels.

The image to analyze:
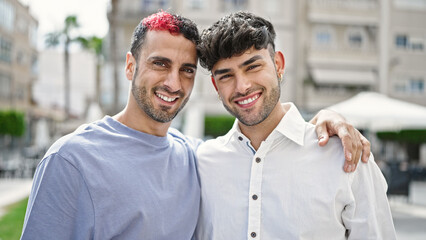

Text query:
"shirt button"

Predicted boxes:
[[255, 157, 261, 163], [251, 232, 257, 238], [252, 194, 258, 200], [238, 136, 243, 141]]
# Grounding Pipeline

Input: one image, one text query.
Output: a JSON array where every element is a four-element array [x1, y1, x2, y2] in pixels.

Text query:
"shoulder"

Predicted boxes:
[[197, 134, 231, 159], [43, 120, 107, 163], [302, 122, 347, 169], [168, 128, 203, 151]]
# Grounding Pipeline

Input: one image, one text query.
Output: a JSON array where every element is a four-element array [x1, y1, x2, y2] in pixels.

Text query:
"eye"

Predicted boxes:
[[219, 74, 233, 81], [247, 64, 260, 71], [153, 61, 166, 67], [182, 68, 195, 74]]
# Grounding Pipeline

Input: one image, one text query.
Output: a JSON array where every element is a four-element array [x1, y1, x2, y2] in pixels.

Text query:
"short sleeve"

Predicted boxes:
[[21, 153, 94, 240]]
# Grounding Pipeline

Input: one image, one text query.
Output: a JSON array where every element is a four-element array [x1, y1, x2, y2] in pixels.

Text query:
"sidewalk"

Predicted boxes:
[[390, 181, 426, 240], [0, 179, 33, 217]]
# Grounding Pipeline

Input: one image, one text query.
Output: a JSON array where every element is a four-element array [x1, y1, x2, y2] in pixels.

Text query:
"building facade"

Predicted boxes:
[[104, 0, 426, 138], [296, 0, 426, 111], [0, 0, 38, 112]]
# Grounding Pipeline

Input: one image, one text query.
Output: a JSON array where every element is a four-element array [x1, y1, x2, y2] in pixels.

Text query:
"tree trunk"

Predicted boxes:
[[96, 61, 101, 106], [110, 0, 120, 114], [64, 37, 71, 119]]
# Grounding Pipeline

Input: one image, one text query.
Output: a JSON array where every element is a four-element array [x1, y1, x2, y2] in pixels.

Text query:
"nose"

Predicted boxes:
[[163, 70, 182, 92], [234, 75, 251, 94]]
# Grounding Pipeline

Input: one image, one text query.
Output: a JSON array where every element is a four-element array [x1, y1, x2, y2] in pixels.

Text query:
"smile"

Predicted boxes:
[[156, 93, 177, 102], [237, 94, 259, 105]]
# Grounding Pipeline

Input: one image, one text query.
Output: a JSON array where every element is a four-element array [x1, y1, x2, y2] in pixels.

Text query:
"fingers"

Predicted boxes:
[[340, 129, 355, 173], [360, 134, 371, 163], [315, 122, 330, 147], [342, 127, 365, 173]]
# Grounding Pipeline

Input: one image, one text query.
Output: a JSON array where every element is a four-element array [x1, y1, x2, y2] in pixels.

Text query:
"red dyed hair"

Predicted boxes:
[[142, 11, 181, 34]]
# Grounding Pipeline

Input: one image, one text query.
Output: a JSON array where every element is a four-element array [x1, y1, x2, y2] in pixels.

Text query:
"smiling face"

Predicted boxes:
[[212, 46, 285, 126], [126, 30, 197, 123]]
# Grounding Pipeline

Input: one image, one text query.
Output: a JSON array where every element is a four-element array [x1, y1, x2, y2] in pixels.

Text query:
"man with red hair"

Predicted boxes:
[[21, 11, 369, 240]]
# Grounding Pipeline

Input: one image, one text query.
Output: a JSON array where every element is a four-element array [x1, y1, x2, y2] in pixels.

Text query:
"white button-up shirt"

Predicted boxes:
[[195, 103, 396, 240]]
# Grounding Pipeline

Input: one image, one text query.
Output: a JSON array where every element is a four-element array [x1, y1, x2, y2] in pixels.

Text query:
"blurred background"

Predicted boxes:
[[0, 0, 426, 239]]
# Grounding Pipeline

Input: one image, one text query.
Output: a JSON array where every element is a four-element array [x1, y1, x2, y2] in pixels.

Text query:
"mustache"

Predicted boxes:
[[153, 86, 184, 98]]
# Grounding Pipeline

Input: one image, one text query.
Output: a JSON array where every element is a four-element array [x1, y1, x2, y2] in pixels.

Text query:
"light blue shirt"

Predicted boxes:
[[21, 116, 201, 240]]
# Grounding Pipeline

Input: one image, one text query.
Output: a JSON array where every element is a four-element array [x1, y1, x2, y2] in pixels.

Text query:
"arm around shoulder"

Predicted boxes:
[[21, 153, 94, 240]]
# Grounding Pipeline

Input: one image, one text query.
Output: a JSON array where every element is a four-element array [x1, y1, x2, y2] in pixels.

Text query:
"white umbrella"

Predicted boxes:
[[328, 92, 426, 131]]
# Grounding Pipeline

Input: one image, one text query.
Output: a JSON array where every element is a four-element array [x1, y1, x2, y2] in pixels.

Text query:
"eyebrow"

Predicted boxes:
[[213, 55, 263, 76], [239, 55, 263, 68], [148, 56, 171, 64], [182, 63, 197, 69], [148, 56, 197, 69]]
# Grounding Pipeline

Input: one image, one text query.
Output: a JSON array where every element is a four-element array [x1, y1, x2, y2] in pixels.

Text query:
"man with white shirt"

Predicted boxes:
[[195, 12, 396, 239]]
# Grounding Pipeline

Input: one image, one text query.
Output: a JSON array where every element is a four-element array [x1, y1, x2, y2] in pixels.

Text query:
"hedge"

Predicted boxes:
[[376, 129, 426, 144], [0, 110, 26, 137], [204, 115, 235, 138]]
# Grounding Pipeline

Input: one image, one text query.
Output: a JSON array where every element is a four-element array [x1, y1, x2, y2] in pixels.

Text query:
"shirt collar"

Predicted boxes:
[[222, 102, 306, 146], [273, 102, 305, 146]]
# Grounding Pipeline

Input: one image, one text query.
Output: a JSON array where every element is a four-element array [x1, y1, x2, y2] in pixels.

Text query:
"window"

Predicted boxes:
[[0, 37, 12, 63], [0, 73, 11, 99], [395, 35, 408, 49], [222, 0, 247, 11], [142, 0, 170, 12], [0, 0, 15, 31], [394, 77, 425, 94], [187, 0, 204, 9], [312, 25, 335, 49], [410, 38, 424, 52], [346, 27, 368, 50], [395, 35, 425, 52], [348, 32, 362, 48], [31, 55, 38, 75], [409, 78, 425, 93]]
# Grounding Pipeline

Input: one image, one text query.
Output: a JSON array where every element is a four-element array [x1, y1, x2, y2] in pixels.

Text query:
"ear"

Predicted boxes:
[[274, 51, 285, 76], [211, 75, 218, 92], [125, 52, 136, 81]]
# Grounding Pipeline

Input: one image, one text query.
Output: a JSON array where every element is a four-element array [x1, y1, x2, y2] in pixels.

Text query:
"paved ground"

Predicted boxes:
[[0, 179, 426, 239], [0, 179, 33, 217]]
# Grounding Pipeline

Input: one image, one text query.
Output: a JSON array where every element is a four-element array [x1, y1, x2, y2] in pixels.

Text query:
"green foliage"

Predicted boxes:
[[44, 15, 80, 48], [377, 129, 426, 144], [76, 36, 103, 57], [0, 198, 28, 240], [204, 115, 235, 138], [0, 110, 25, 137]]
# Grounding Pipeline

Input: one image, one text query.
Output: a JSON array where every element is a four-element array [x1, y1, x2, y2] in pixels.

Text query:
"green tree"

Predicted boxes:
[[76, 36, 104, 105], [45, 15, 80, 119]]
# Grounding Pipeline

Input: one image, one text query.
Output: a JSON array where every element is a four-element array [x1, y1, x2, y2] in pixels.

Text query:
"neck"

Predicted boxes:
[[239, 103, 286, 150], [113, 102, 171, 137]]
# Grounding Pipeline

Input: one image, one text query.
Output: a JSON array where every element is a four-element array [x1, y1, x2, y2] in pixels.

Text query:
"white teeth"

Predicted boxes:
[[238, 95, 259, 105], [156, 93, 177, 102]]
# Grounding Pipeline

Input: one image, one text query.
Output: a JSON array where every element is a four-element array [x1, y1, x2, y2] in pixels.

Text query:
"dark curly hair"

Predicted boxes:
[[198, 11, 276, 71], [130, 11, 200, 62]]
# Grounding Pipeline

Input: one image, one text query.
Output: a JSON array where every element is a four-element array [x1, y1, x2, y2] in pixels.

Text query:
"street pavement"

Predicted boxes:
[[0, 179, 426, 239], [0, 179, 32, 217]]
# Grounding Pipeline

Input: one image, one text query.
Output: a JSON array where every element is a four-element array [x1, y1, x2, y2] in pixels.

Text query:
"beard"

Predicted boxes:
[[223, 83, 281, 126], [131, 74, 189, 123]]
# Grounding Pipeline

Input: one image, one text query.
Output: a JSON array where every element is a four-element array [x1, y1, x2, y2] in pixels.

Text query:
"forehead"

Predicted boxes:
[[140, 30, 197, 62], [212, 47, 271, 71]]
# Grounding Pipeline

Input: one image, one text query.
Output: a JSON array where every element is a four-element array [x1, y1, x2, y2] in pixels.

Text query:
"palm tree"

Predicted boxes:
[[76, 36, 103, 106], [45, 15, 80, 119]]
